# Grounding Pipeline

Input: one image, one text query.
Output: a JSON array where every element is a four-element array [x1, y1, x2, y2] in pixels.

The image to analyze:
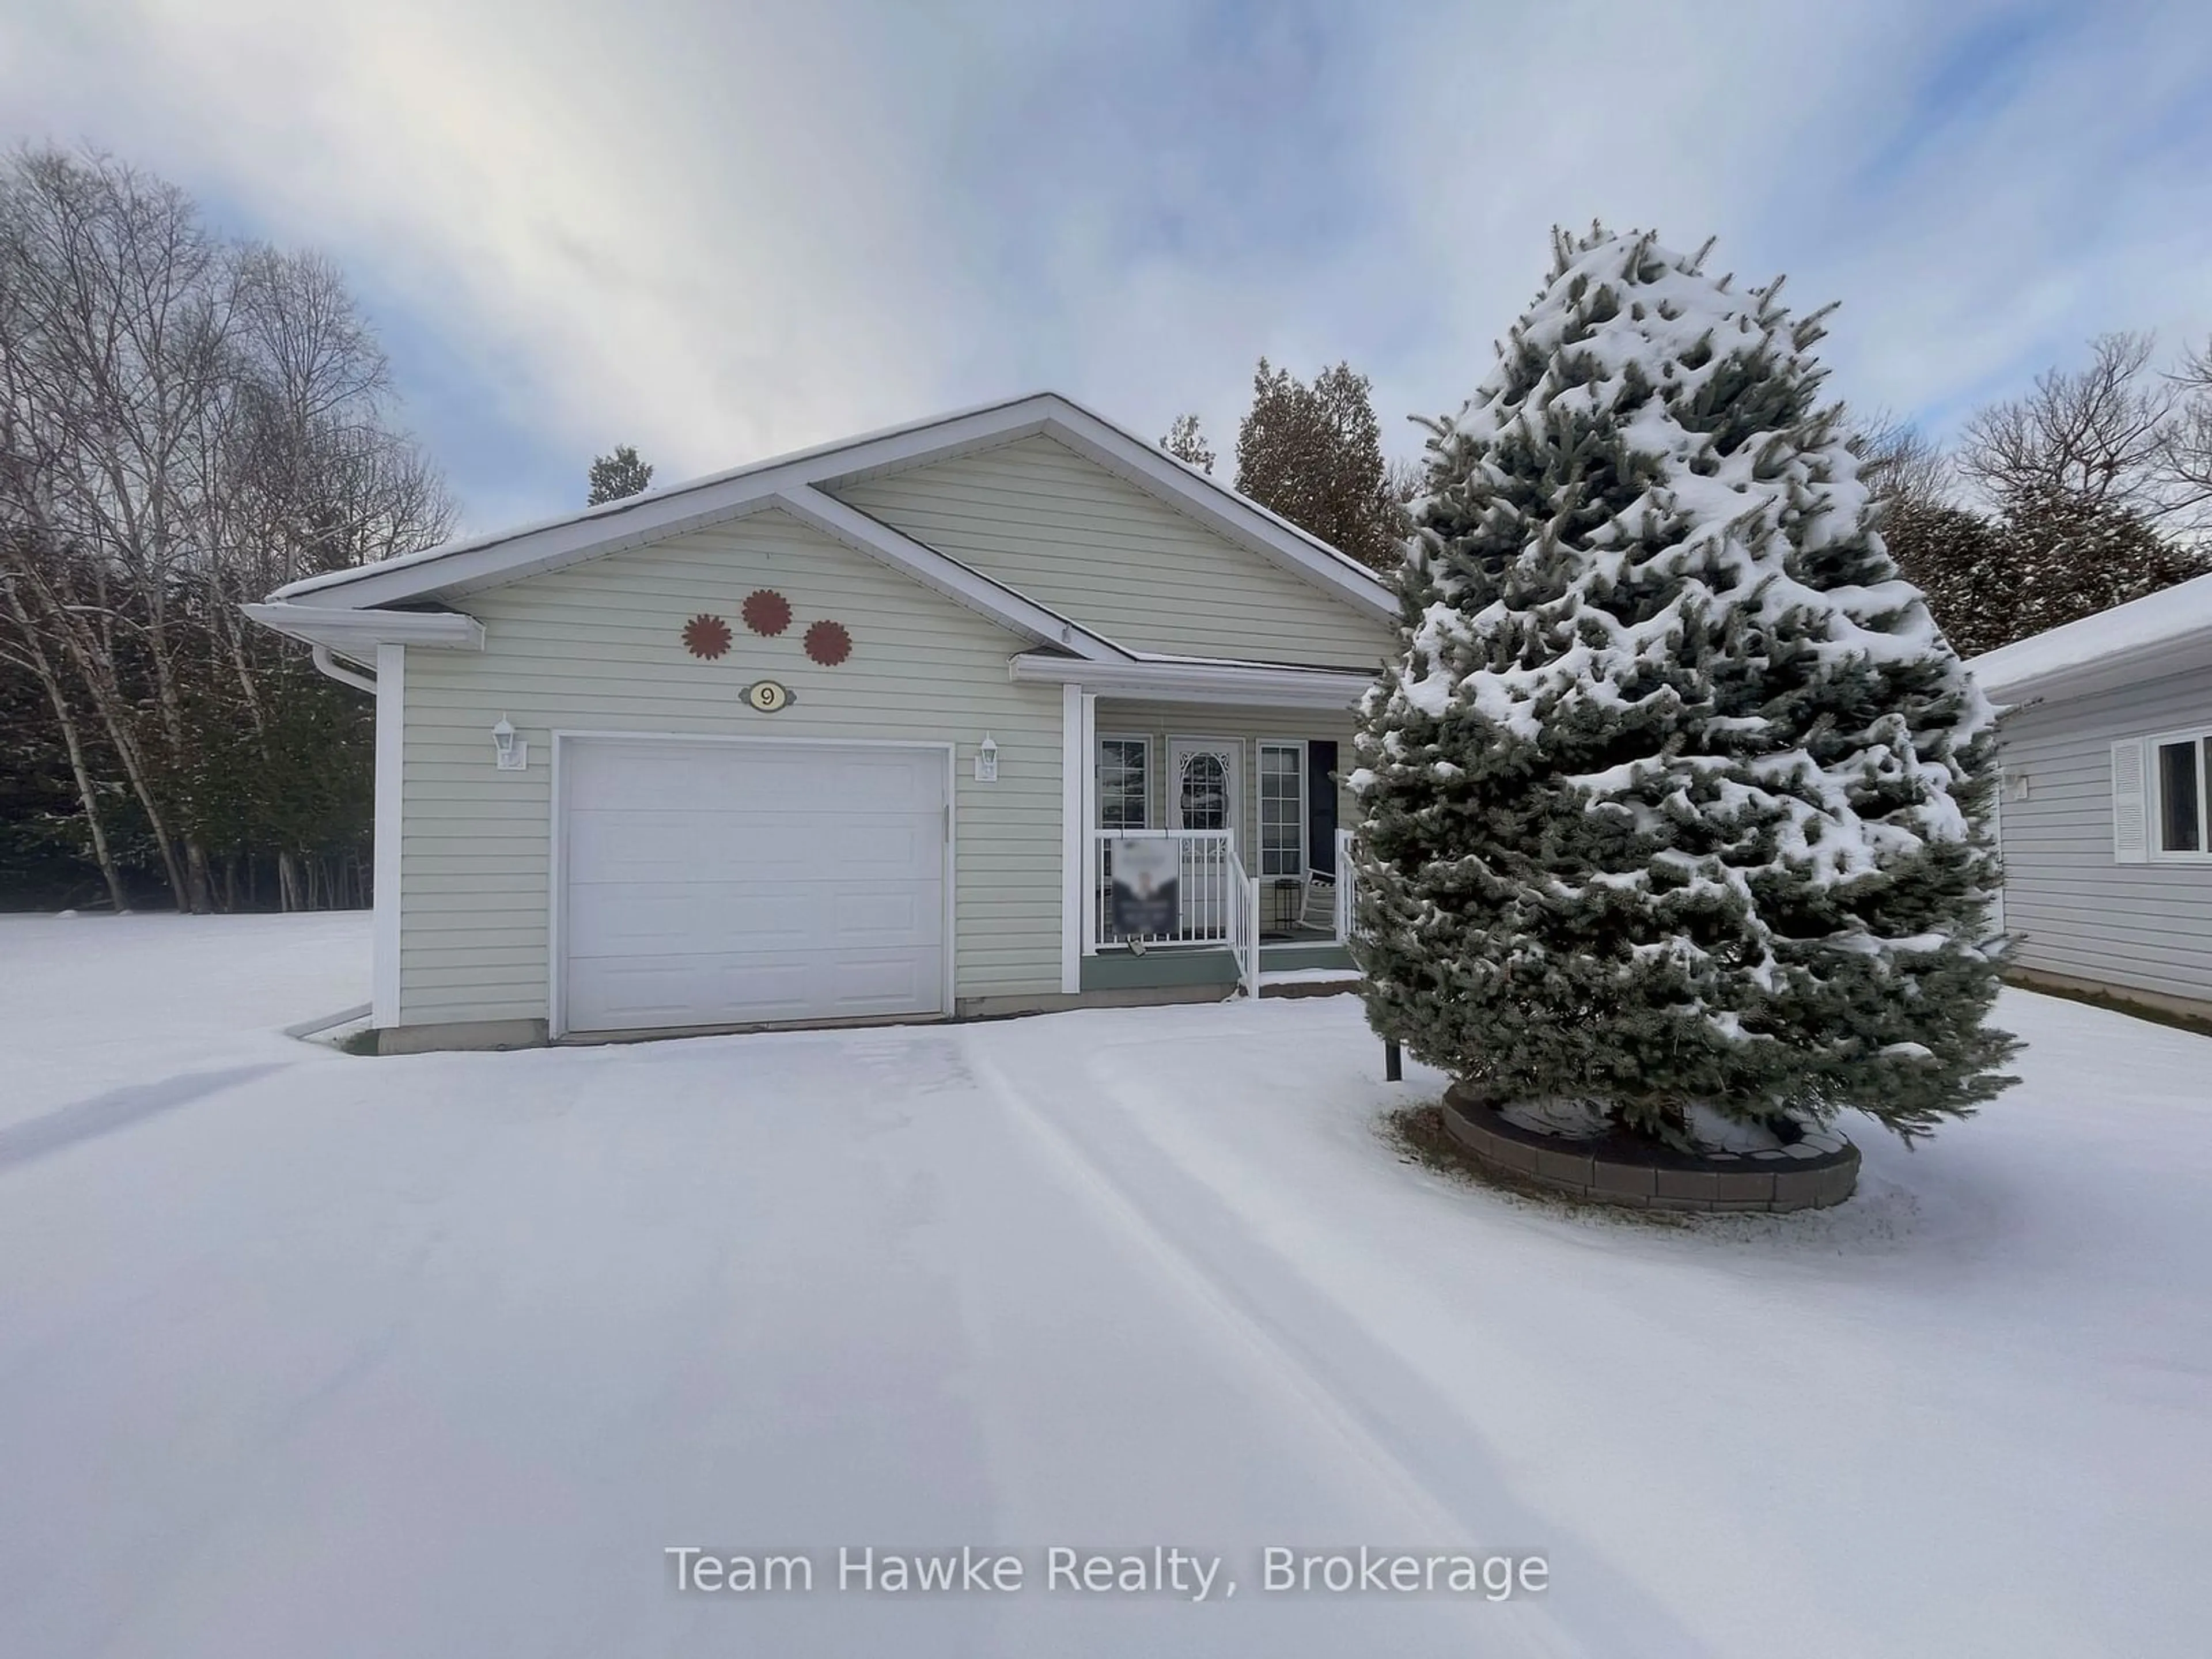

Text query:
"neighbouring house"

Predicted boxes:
[[245, 394, 1395, 1054], [1969, 572, 2212, 1022]]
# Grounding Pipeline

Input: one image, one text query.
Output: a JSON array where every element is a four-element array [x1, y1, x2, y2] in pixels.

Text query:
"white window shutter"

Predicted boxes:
[[2111, 739, 2148, 863]]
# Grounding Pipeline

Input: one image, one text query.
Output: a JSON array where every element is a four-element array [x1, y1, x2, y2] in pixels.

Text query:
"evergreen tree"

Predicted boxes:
[[1234, 359, 1406, 572], [1159, 412, 1215, 474], [1880, 498, 2022, 660], [1350, 227, 2014, 1146], [588, 444, 654, 505], [1994, 486, 2203, 645]]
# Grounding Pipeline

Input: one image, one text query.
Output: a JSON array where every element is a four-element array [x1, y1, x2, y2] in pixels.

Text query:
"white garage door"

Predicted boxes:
[[560, 738, 948, 1034]]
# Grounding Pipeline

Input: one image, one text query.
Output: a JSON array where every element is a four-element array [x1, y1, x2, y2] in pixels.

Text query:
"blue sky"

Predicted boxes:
[[6, 0, 2210, 536]]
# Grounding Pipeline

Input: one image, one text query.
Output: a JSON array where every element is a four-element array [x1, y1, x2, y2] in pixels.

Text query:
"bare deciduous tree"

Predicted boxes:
[[2161, 337, 2212, 528], [1960, 332, 2176, 518], [0, 145, 450, 913], [1850, 408, 1954, 507]]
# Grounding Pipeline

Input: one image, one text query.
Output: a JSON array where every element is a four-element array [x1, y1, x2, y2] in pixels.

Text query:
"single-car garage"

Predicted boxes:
[[555, 736, 951, 1036]]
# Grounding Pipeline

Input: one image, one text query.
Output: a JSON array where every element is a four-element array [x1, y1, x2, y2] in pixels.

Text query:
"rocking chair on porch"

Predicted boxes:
[[1298, 868, 1339, 935]]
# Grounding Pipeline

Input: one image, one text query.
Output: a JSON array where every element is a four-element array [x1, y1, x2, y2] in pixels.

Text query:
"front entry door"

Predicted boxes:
[[1168, 737, 1241, 834], [1168, 738, 1241, 934]]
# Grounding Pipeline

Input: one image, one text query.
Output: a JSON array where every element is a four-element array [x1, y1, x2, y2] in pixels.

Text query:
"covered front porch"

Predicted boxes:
[[1021, 650, 1371, 1001], [1075, 820, 1359, 995]]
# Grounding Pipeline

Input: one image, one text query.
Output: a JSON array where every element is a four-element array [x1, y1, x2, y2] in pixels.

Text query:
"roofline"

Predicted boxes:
[[240, 603, 486, 650], [1978, 633, 2212, 709], [1968, 571, 2212, 704], [264, 392, 1397, 625]]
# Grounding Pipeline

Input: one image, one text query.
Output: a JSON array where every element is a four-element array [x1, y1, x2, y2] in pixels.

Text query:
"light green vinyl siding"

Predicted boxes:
[[397, 507, 1065, 1028], [835, 435, 1395, 668]]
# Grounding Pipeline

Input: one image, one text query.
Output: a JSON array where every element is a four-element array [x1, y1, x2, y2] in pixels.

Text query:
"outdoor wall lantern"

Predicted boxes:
[[491, 715, 528, 771], [975, 733, 999, 783]]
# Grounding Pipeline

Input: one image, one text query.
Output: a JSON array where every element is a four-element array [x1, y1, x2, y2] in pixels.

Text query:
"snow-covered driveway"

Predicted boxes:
[[2, 916, 2207, 1657]]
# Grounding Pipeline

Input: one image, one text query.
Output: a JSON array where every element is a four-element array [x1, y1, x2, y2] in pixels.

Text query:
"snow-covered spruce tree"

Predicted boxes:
[[1350, 227, 2016, 1145]]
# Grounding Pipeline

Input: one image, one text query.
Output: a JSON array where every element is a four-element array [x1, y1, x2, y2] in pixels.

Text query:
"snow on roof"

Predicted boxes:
[[1967, 571, 2212, 700]]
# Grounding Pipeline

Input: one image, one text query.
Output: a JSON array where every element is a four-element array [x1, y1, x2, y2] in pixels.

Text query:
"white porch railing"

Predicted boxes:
[[1090, 830, 1240, 949], [1230, 846, 1260, 1000], [1085, 830, 1271, 1001], [1333, 827, 1359, 941]]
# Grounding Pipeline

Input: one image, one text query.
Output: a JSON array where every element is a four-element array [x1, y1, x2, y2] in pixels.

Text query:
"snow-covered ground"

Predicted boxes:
[[2, 915, 2207, 1657]]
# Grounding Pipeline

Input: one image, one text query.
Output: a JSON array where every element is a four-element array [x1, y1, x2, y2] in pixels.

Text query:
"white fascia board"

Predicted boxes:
[[268, 494, 786, 610], [1010, 651, 1374, 709], [1967, 571, 2212, 701], [242, 602, 484, 650], [768, 486, 1129, 661], [1973, 632, 2212, 707], [1031, 400, 1397, 623]]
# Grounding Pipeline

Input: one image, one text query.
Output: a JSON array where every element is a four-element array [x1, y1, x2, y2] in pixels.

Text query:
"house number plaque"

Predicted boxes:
[[745, 680, 793, 713]]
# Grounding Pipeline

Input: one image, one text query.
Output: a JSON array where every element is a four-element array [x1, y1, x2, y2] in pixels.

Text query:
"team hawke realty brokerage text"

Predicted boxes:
[[665, 1545, 1550, 1603]]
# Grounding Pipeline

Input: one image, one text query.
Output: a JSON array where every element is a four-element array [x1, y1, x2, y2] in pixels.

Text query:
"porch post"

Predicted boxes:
[[1081, 692, 1099, 959], [1060, 682, 1084, 994], [372, 642, 405, 1029]]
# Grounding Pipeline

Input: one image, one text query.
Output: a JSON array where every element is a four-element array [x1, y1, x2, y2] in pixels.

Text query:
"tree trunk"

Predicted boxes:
[[183, 838, 213, 914], [0, 590, 130, 912], [33, 658, 127, 911]]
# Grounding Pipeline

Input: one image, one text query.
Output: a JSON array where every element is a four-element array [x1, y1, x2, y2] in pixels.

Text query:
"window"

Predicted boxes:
[[1097, 736, 1149, 830], [1259, 743, 1305, 876], [2154, 731, 2212, 857]]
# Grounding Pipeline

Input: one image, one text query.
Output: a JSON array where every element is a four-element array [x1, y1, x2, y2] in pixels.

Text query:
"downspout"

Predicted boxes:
[[312, 642, 378, 694]]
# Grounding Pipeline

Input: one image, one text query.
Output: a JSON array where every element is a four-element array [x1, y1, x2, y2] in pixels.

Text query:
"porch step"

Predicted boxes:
[[1257, 967, 1362, 999]]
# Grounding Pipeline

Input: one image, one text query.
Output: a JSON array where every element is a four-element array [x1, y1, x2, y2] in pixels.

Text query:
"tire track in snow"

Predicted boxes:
[[968, 1044, 1592, 1654], [0, 1063, 291, 1172], [963, 1037, 1670, 1659]]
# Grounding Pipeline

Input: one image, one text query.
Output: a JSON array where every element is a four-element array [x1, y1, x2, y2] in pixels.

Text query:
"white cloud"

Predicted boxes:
[[4, 0, 2209, 524]]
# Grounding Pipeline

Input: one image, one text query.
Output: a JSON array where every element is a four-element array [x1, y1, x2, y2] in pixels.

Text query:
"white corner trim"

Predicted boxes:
[[548, 734, 567, 1039], [1011, 650, 1374, 709], [770, 485, 1129, 661], [372, 643, 406, 1029], [942, 741, 960, 1019], [243, 602, 484, 650], [1061, 683, 1085, 994]]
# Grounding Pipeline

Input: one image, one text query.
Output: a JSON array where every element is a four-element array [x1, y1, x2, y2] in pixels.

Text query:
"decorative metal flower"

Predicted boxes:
[[681, 613, 733, 659], [741, 589, 793, 637], [804, 620, 853, 666]]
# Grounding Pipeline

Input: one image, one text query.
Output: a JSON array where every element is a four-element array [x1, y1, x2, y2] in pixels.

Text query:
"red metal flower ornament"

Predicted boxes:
[[681, 613, 733, 659], [741, 589, 793, 637], [804, 620, 852, 666]]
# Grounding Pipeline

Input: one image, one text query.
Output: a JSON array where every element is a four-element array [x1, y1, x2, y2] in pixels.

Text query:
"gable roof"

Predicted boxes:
[[1968, 571, 2212, 704], [266, 393, 1396, 638]]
